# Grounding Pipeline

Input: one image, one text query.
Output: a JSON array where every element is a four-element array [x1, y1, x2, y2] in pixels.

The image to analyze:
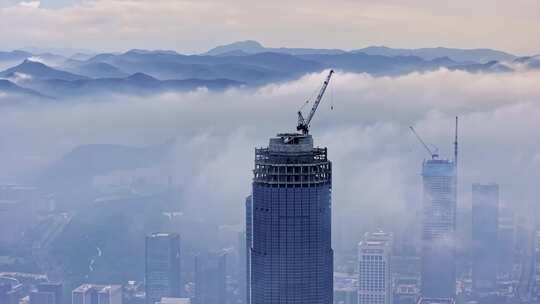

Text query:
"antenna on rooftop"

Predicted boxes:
[[454, 116, 458, 166]]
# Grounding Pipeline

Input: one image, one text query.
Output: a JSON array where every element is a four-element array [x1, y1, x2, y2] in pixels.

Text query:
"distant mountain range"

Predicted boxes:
[[0, 59, 88, 81], [205, 40, 517, 63], [0, 79, 50, 100], [0, 41, 536, 102], [205, 40, 346, 56], [352, 46, 516, 63]]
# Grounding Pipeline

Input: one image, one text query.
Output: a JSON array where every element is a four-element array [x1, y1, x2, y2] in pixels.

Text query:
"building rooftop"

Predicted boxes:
[[73, 284, 121, 294], [417, 298, 455, 304], [159, 298, 191, 304], [269, 133, 314, 153], [73, 284, 95, 293], [148, 232, 178, 238], [422, 158, 455, 177]]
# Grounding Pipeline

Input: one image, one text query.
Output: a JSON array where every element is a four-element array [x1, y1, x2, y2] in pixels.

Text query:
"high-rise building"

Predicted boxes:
[[421, 158, 457, 298], [358, 231, 393, 304], [194, 251, 226, 304], [36, 283, 63, 304], [97, 285, 123, 304], [30, 291, 55, 304], [238, 229, 247, 304], [145, 233, 182, 304], [245, 195, 252, 304], [471, 183, 499, 294], [249, 133, 333, 304], [73, 284, 97, 304], [497, 207, 515, 276], [72, 284, 122, 304]]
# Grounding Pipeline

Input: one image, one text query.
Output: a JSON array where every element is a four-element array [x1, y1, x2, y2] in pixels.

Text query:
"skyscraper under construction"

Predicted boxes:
[[247, 71, 334, 304], [249, 133, 333, 304], [412, 118, 459, 299]]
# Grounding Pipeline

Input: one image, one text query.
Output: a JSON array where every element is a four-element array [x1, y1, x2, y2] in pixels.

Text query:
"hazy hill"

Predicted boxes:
[[0, 50, 32, 62], [39, 140, 175, 189], [205, 40, 346, 56], [204, 41, 517, 63], [0, 79, 51, 100], [354, 46, 516, 63], [514, 55, 540, 69], [23, 73, 243, 98], [0, 42, 528, 100], [84, 50, 322, 83], [61, 60, 129, 78], [0, 59, 88, 81], [448, 60, 513, 73]]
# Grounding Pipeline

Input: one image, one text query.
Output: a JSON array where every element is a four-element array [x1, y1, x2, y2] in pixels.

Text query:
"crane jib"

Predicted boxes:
[[296, 70, 334, 134]]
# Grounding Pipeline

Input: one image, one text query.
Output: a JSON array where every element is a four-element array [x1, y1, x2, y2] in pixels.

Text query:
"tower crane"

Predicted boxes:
[[297, 70, 334, 134], [409, 126, 439, 159]]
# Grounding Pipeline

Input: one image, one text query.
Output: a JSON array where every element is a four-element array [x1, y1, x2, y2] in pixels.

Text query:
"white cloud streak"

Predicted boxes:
[[1, 69, 540, 241]]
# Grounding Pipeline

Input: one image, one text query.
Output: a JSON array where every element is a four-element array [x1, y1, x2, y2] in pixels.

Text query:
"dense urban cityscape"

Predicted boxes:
[[1, 66, 540, 304], [2, 1, 540, 304]]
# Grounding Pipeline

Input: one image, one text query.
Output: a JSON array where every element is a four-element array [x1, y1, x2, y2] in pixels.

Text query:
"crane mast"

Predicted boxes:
[[297, 70, 334, 134]]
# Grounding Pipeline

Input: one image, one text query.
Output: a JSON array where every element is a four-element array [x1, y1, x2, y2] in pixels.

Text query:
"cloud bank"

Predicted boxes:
[[1, 68, 540, 245]]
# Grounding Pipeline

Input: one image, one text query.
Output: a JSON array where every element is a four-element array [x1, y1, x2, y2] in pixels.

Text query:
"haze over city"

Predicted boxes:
[[1, 1, 540, 304]]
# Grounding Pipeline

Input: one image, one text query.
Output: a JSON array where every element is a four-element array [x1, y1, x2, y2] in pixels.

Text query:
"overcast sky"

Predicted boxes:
[[1, 0, 539, 55]]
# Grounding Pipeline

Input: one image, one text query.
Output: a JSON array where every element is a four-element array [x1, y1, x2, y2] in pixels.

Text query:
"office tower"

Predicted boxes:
[[245, 195, 252, 304], [533, 231, 540, 299], [250, 132, 333, 304], [358, 231, 393, 304], [30, 291, 55, 304], [146, 233, 182, 304], [471, 183, 499, 294], [37, 283, 63, 304], [238, 230, 247, 304], [194, 251, 226, 304], [73, 284, 97, 304], [497, 207, 515, 276], [72, 284, 122, 304], [421, 157, 457, 298], [97, 285, 123, 304]]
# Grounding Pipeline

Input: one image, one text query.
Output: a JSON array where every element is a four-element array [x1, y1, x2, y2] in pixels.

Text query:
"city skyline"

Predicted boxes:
[[2, 2, 540, 304]]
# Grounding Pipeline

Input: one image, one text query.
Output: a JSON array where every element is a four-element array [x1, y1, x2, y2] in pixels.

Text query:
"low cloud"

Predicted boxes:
[[1, 69, 540, 244]]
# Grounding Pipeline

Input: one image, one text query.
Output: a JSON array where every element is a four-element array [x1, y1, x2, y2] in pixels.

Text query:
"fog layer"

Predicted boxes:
[[1, 68, 539, 239]]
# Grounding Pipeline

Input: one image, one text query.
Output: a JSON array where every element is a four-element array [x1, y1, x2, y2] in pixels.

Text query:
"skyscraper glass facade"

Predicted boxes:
[[249, 133, 333, 304], [358, 231, 393, 304], [145, 233, 182, 304], [421, 158, 456, 298]]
